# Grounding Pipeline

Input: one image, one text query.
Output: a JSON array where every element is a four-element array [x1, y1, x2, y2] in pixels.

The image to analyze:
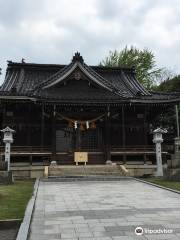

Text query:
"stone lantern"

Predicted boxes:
[[174, 137, 180, 153], [1, 126, 15, 172], [153, 128, 167, 177]]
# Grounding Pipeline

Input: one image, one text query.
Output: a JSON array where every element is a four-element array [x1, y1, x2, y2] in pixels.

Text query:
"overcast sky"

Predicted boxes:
[[0, 0, 180, 83]]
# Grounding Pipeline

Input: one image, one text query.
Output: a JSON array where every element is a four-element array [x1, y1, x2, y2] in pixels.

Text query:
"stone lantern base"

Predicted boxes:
[[167, 154, 180, 181], [165, 137, 180, 181], [0, 171, 14, 184], [165, 168, 180, 181]]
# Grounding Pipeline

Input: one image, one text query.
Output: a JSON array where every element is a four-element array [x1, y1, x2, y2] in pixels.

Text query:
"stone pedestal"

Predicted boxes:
[[167, 137, 180, 181], [154, 142, 163, 177], [172, 137, 180, 168], [0, 171, 14, 184], [106, 160, 112, 165]]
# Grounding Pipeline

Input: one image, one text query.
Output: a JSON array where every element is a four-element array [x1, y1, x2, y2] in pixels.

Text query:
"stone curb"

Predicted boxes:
[[134, 178, 180, 195], [16, 178, 39, 240], [0, 219, 21, 230]]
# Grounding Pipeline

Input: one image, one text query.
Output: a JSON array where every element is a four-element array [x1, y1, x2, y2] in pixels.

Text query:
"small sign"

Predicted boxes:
[[74, 152, 88, 165]]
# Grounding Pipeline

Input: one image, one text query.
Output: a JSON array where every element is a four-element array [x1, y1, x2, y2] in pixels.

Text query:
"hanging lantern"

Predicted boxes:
[[74, 121, 78, 129], [91, 121, 96, 129], [68, 121, 73, 128], [80, 123, 85, 131]]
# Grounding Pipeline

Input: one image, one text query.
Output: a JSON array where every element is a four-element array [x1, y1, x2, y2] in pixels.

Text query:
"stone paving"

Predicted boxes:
[[29, 180, 180, 240], [0, 228, 18, 240]]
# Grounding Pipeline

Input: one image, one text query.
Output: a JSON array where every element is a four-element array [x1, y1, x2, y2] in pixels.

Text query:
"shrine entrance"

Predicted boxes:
[[55, 111, 105, 154], [55, 119, 105, 164], [56, 125, 103, 152]]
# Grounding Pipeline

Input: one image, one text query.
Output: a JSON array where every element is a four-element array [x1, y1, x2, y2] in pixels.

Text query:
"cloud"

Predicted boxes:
[[0, 0, 180, 83]]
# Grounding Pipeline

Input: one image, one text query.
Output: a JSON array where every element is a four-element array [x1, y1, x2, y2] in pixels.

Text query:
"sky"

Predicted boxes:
[[0, 0, 180, 83]]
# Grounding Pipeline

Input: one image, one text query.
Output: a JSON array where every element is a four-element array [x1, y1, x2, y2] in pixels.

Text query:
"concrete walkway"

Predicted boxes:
[[28, 179, 180, 240]]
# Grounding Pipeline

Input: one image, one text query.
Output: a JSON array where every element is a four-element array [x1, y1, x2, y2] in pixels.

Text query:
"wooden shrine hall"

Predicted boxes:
[[0, 52, 180, 165]]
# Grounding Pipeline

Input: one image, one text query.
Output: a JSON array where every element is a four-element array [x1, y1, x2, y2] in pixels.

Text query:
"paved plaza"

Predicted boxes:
[[29, 179, 180, 240]]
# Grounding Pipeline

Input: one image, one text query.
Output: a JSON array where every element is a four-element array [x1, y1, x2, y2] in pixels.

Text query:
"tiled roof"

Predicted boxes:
[[1, 53, 180, 104]]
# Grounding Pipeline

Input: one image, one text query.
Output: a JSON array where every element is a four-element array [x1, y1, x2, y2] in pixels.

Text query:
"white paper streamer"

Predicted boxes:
[[74, 121, 78, 129], [86, 121, 89, 129]]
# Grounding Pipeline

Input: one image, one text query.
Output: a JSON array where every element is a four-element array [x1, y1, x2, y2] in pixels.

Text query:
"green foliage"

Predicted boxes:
[[100, 46, 163, 89], [152, 75, 180, 135], [0, 180, 34, 219], [152, 107, 176, 132], [145, 178, 180, 190], [156, 75, 180, 92]]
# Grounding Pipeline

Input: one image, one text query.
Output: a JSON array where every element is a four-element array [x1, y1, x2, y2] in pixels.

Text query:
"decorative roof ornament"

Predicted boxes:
[[72, 52, 84, 63], [74, 70, 81, 80]]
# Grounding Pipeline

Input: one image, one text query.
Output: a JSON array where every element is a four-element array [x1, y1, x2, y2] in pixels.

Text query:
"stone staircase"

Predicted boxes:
[[46, 164, 130, 179]]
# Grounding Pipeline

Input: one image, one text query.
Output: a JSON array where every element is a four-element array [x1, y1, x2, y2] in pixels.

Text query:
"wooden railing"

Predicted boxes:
[[111, 145, 171, 153], [111, 145, 154, 152], [0, 145, 172, 155], [0, 146, 52, 155]]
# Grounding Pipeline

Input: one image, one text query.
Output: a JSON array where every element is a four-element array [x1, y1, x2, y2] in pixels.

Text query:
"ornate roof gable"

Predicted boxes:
[[34, 52, 127, 97]]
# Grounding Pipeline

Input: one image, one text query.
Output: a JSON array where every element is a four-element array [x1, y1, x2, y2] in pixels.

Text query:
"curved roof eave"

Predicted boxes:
[[42, 62, 115, 93], [33, 56, 128, 98]]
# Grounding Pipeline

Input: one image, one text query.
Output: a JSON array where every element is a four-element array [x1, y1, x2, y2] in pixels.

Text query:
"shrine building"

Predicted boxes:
[[0, 52, 180, 166]]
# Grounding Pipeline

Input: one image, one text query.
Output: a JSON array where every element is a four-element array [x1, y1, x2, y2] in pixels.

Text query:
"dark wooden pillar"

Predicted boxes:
[[27, 104, 32, 164], [27, 104, 31, 147], [1, 102, 5, 128], [122, 105, 126, 163], [40, 104, 45, 148], [2, 102, 6, 128], [105, 110, 111, 163], [76, 127, 81, 151], [51, 105, 56, 160], [144, 107, 148, 145], [143, 107, 148, 164], [0, 103, 5, 162]]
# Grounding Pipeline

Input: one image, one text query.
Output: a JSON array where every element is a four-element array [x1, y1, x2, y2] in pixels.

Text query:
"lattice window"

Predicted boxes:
[[80, 128, 103, 150]]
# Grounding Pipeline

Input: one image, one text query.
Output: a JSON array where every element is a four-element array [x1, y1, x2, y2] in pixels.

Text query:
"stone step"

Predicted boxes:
[[42, 175, 132, 182], [48, 165, 127, 177]]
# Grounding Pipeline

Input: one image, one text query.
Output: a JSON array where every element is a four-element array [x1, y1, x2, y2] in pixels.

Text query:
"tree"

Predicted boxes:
[[155, 75, 180, 92], [100, 46, 163, 89]]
